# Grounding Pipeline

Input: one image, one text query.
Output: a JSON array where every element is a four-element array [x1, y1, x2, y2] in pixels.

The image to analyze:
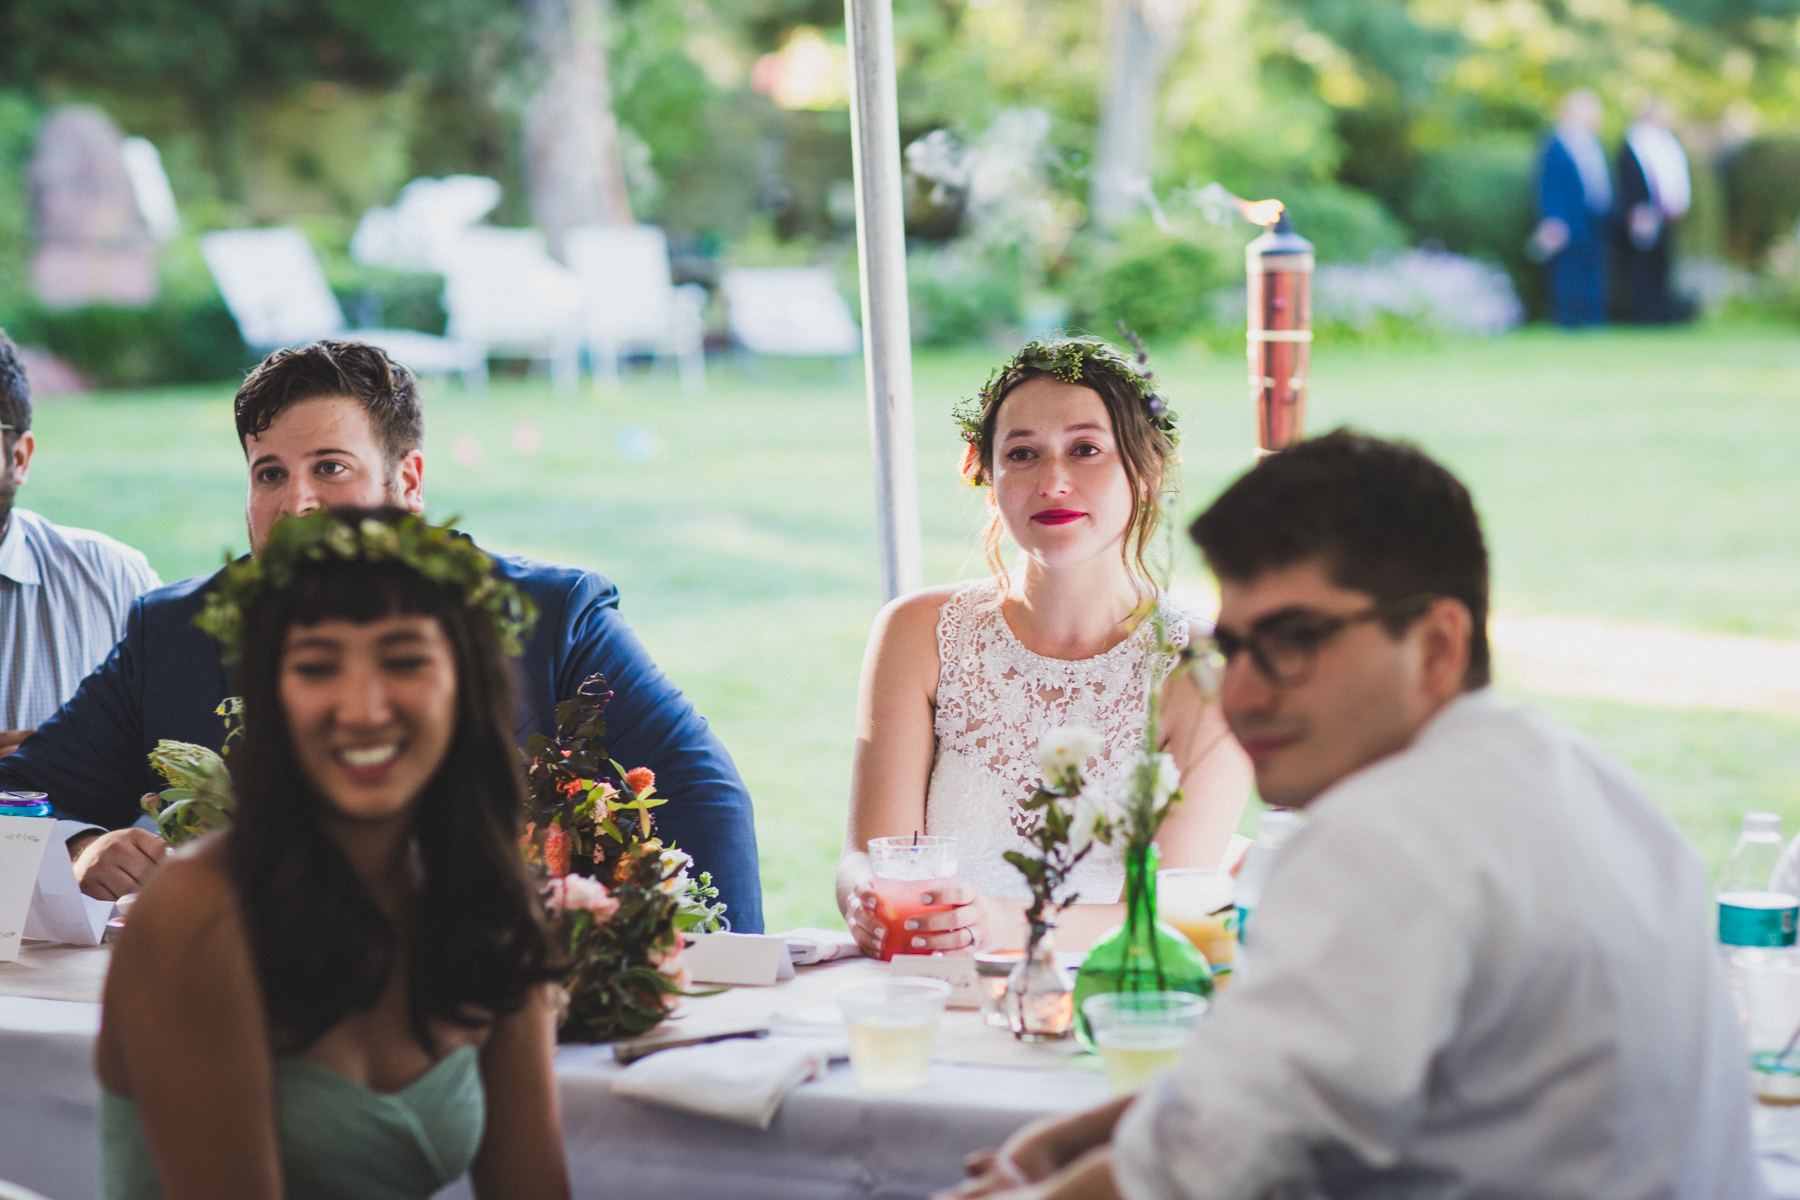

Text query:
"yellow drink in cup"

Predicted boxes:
[[1094, 1025, 1190, 1093], [1159, 868, 1238, 987], [1081, 991, 1208, 1096], [838, 977, 952, 1092]]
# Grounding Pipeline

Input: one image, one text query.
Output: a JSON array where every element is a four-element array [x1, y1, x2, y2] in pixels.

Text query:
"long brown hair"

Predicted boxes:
[[961, 338, 1180, 586]]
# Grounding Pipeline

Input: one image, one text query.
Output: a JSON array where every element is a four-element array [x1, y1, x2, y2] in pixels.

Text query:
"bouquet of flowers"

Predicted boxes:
[[519, 673, 726, 1042]]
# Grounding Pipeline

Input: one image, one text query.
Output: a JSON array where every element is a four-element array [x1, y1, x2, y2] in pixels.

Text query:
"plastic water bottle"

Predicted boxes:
[[1718, 812, 1798, 948], [1235, 809, 1302, 951]]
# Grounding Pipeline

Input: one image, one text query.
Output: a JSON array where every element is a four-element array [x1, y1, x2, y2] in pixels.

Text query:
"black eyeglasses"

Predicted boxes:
[[1198, 594, 1439, 687]]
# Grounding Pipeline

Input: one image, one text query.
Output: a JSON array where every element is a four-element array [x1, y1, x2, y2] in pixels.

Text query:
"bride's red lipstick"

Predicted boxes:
[[1031, 509, 1085, 525]]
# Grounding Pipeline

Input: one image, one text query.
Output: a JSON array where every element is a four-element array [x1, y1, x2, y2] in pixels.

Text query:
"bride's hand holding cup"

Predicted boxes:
[[854, 835, 988, 958]]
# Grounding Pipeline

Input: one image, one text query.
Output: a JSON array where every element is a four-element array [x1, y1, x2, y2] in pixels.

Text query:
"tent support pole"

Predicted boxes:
[[845, 0, 922, 603]]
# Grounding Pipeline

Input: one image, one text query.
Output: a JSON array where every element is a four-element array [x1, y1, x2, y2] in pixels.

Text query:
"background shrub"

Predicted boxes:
[[1065, 221, 1237, 342], [1723, 137, 1800, 264], [907, 244, 1021, 347], [1405, 136, 1541, 319], [1278, 184, 1409, 264], [11, 296, 248, 388]]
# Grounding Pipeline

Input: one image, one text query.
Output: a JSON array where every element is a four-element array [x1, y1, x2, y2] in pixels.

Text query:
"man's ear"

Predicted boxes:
[[395, 448, 425, 513], [10, 431, 35, 486], [1417, 597, 1473, 701]]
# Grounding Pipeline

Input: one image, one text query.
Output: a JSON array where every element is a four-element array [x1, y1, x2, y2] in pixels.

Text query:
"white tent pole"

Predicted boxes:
[[844, 0, 922, 603]]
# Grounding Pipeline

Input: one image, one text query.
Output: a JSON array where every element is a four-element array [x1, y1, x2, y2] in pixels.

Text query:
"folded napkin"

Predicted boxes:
[[611, 1036, 840, 1129], [780, 927, 861, 966]]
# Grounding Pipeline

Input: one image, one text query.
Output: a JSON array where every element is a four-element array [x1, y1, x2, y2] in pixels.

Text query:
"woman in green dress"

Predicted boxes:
[[96, 507, 570, 1200]]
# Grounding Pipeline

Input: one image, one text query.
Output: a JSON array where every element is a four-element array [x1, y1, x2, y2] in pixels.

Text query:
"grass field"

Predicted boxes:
[[21, 321, 1800, 930]]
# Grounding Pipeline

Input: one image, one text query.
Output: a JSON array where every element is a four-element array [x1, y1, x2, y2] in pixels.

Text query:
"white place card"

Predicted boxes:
[[0, 817, 55, 962], [684, 932, 793, 987], [890, 953, 982, 1009], [10, 820, 113, 950]]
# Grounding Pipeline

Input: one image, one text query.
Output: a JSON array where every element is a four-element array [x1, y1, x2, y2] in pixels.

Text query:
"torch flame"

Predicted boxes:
[[1240, 198, 1285, 226]]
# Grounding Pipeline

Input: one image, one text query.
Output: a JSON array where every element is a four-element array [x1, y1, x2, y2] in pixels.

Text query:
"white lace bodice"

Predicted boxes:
[[925, 578, 1191, 902]]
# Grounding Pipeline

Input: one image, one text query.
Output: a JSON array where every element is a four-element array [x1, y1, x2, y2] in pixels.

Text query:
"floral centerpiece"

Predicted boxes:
[[517, 672, 726, 1042], [141, 699, 242, 845]]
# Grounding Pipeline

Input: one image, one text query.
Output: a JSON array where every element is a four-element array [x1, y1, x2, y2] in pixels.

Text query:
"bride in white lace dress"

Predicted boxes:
[[836, 338, 1252, 956]]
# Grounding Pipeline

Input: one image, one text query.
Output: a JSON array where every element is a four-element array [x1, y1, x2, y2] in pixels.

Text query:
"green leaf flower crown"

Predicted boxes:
[[197, 510, 539, 662], [952, 329, 1181, 464]]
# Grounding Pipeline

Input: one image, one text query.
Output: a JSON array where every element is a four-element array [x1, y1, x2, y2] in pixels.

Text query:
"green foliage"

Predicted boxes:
[[10, 295, 249, 388], [324, 261, 448, 336], [143, 699, 242, 846], [0, 91, 37, 326], [1279, 184, 1409, 264], [1406, 136, 1541, 316], [1066, 222, 1237, 343], [1724, 137, 1800, 263], [908, 246, 1021, 347]]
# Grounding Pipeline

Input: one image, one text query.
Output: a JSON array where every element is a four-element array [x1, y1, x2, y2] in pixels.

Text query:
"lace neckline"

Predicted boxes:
[[974, 579, 1171, 674]]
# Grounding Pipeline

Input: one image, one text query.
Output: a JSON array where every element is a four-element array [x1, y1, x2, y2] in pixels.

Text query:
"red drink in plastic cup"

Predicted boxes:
[[867, 835, 958, 963]]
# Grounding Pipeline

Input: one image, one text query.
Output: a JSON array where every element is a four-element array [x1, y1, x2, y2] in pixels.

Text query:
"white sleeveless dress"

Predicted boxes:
[[924, 578, 1192, 902]]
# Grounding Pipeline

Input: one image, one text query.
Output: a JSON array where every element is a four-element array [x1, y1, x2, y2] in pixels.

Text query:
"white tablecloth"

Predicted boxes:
[[0, 946, 1109, 1200], [6, 943, 1799, 1200]]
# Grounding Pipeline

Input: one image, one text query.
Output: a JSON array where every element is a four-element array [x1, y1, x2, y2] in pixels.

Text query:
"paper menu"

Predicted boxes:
[[1, 816, 54, 961]]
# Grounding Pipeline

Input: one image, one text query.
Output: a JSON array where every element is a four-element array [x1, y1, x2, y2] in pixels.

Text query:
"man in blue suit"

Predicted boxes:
[[1531, 89, 1614, 327], [1, 341, 764, 931]]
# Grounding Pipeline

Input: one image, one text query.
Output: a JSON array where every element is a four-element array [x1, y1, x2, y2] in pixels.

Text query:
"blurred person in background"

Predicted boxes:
[[1531, 89, 1614, 328], [1, 340, 762, 930], [98, 507, 570, 1200], [0, 329, 160, 760], [1617, 99, 1697, 325]]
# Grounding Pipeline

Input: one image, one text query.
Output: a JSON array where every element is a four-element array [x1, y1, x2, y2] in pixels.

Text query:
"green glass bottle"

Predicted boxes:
[[1073, 843, 1212, 1049]]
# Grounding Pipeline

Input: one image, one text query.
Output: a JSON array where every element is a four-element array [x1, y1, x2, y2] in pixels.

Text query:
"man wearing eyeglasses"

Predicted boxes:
[[947, 431, 1761, 1199], [0, 331, 160, 755]]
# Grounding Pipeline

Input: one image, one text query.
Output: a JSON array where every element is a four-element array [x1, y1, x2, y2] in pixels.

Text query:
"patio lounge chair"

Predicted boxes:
[[200, 227, 487, 388], [438, 226, 582, 395], [565, 224, 706, 393], [719, 267, 863, 358]]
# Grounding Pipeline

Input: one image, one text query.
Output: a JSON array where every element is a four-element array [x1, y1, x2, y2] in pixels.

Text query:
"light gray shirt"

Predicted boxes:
[[1115, 689, 1765, 1200], [0, 507, 160, 732]]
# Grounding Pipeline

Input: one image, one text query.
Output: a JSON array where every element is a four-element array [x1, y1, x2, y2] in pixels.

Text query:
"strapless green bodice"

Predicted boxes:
[[99, 1043, 485, 1200]]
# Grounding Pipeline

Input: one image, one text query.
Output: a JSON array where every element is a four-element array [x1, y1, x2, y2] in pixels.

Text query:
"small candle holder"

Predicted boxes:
[[1004, 922, 1075, 1041], [1245, 209, 1314, 454]]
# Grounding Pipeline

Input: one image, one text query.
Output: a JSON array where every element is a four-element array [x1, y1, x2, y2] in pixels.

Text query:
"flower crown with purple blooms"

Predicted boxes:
[[952, 329, 1180, 479]]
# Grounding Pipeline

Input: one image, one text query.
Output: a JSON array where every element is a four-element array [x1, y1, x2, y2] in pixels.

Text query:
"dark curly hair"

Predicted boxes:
[[224, 507, 557, 1052], [1189, 429, 1491, 689], [234, 341, 423, 474]]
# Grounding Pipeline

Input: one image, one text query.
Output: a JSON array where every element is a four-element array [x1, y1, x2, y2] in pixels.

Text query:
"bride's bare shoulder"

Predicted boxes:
[[874, 582, 978, 640]]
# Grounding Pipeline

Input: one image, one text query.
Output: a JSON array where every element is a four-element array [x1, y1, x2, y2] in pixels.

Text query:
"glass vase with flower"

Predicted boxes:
[[1000, 726, 1111, 1040], [1071, 600, 1219, 1049]]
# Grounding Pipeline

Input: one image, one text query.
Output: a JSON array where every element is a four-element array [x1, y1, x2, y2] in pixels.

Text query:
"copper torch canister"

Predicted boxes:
[[1245, 209, 1314, 453]]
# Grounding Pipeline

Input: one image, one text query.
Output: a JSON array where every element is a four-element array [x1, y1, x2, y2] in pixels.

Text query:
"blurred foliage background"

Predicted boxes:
[[6, 0, 1800, 379]]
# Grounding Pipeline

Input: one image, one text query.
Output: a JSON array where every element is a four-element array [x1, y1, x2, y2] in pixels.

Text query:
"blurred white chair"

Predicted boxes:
[[438, 227, 582, 394], [351, 175, 503, 274], [565, 224, 705, 393], [719, 267, 863, 358], [200, 227, 487, 388], [0, 1180, 53, 1200]]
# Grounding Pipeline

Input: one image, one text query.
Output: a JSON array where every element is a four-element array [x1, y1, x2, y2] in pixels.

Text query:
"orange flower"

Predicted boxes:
[[959, 441, 982, 485], [625, 766, 656, 794], [557, 776, 586, 799], [518, 822, 540, 865], [544, 823, 572, 877]]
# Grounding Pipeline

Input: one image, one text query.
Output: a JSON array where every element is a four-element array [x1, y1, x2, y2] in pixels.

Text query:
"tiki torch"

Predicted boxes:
[[1243, 204, 1313, 453]]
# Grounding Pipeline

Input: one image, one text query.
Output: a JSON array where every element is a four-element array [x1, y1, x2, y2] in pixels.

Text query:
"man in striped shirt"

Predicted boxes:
[[0, 332, 160, 753]]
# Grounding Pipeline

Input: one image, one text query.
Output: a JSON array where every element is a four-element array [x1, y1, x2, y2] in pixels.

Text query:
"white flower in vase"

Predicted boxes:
[[1150, 752, 1182, 812], [1035, 725, 1103, 788]]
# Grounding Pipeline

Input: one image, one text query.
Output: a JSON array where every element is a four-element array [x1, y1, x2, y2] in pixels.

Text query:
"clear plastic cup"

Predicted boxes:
[[1158, 868, 1237, 985], [1082, 990, 1207, 1095], [837, 977, 952, 1092], [867, 835, 957, 961], [1740, 948, 1800, 1104]]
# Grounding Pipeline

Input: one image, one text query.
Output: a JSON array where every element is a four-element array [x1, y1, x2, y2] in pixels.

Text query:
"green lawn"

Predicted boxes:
[[21, 321, 1800, 930]]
